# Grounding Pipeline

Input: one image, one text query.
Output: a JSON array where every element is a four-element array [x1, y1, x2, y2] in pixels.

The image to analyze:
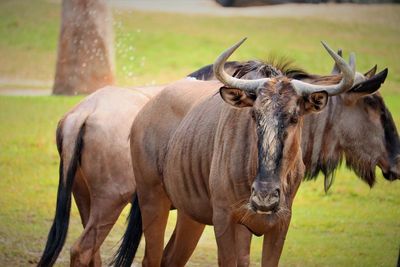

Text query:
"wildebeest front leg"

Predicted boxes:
[[138, 184, 171, 267], [213, 209, 239, 266], [161, 210, 206, 267], [261, 217, 291, 267], [235, 224, 252, 267]]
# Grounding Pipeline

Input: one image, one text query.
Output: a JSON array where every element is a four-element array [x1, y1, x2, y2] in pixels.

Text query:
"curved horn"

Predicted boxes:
[[291, 41, 355, 96], [213, 38, 270, 92]]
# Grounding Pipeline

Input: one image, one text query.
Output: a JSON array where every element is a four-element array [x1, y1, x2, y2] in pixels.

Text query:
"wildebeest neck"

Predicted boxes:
[[302, 96, 341, 184]]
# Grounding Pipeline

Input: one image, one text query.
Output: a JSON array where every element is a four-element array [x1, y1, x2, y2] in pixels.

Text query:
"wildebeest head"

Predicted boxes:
[[330, 62, 399, 185], [214, 38, 356, 214]]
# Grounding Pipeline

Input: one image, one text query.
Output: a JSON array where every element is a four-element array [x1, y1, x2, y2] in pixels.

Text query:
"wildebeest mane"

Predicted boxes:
[[231, 58, 310, 80], [188, 58, 311, 81]]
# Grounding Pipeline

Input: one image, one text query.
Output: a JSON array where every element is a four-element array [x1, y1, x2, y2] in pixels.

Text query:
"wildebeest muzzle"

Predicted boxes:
[[250, 180, 280, 214], [383, 156, 400, 181]]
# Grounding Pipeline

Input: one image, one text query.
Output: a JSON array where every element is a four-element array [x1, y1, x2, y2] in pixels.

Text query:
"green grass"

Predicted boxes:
[[0, 0, 400, 266]]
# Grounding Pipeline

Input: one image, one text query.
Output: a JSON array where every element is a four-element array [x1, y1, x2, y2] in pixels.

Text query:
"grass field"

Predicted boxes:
[[0, 0, 399, 266]]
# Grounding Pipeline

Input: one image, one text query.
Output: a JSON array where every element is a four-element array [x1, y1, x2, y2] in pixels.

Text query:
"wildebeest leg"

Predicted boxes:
[[162, 210, 205, 267], [71, 171, 101, 267], [213, 209, 238, 266], [261, 218, 291, 267], [235, 224, 252, 267], [70, 195, 126, 267], [138, 184, 171, 267]]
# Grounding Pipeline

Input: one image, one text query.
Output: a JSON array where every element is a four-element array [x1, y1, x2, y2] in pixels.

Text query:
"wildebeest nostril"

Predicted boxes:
[[273, 188, 280, 198], [251, 185, 256, 193]]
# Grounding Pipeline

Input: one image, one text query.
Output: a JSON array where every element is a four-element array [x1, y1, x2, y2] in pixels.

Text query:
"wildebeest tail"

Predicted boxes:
[[37, 120, 86, 267], [111, 193, 143, 267]]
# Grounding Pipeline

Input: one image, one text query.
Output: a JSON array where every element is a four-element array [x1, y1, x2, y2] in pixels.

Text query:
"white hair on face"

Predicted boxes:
[[257, 98, 281, 173]]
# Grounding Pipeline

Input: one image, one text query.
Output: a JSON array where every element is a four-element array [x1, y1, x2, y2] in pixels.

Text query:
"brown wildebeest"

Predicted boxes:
[[123, 38, 358, 267], [37, 86, 164, 267], [38, 52, 397, 267]]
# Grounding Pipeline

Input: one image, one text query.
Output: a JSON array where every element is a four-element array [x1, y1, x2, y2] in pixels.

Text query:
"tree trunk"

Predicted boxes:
[[53, 0, 114, 95]]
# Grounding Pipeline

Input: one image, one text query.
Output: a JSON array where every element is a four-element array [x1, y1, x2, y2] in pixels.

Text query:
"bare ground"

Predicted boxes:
[[111, 1, 400, 27]]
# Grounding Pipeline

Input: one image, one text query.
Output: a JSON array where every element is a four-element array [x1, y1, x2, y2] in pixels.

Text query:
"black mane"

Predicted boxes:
[[232, 58, 310, 80], [187, 58, 311, 81]]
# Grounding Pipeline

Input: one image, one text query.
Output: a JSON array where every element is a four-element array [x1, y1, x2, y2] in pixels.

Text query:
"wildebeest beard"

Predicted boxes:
[[345, 154, 376, 187], [302, 117, 378, 189], [230, 195, 291, 236]]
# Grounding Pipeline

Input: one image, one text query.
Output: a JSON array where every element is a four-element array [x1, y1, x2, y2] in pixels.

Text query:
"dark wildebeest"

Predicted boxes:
[[38, 49, 398, 267], [124, 38, 359, 266]]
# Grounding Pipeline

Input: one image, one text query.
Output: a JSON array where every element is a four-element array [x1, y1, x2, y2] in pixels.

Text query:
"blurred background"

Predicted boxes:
[[0, 0, 399, 266]]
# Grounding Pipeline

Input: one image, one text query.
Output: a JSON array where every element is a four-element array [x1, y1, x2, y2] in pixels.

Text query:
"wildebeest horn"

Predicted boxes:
[[331, 48, 343, 74], [213, 38, 271, 92], [291, 41, 356, 96]]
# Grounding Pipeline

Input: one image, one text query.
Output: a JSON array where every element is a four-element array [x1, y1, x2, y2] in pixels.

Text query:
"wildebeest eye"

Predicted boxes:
[[282, 131, 288, 140], [364, 96, 379, 110], [251, 110, 256, 120], [290, 115, 298, 124]]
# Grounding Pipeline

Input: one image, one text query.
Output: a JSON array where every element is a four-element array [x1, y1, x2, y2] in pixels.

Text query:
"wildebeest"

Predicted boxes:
[[38, 45, 398, 266], [36, 86, 164, 267], [123, 38, 360, 266]]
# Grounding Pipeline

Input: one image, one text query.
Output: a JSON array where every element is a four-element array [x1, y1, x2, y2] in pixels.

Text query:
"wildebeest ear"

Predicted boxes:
[[348, 68, 388, 96], [304, 91, 328, 113], [364, 64, 377, 79], [220, 87, 256, 108]]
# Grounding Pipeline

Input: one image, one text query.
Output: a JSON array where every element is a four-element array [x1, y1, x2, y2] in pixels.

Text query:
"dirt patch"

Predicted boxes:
[[0, 88, 51, 96], [111, 1, 400, 26]]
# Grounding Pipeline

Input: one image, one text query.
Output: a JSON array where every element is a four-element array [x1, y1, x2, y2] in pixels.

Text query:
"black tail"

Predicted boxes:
[[37, 123, 86, 267], [111, 194, 143, 267]]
